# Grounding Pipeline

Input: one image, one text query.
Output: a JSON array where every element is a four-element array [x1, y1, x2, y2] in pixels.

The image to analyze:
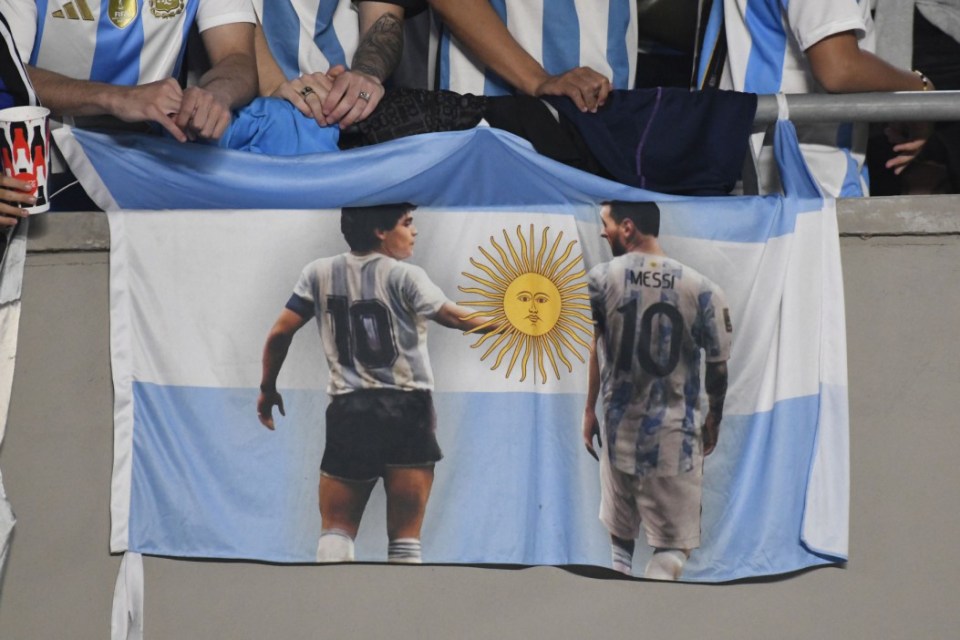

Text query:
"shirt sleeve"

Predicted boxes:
[[587, 263, 608, 331], [196, 0, 257, 33], [286, 263, 317, 318], [696, 279, 733, 363], [786, 0, 870, 52], [399, 264, 448, 319]]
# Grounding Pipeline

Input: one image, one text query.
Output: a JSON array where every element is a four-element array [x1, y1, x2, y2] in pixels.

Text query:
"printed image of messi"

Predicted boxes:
[[582, 201, 732, 580], [257, 204, 490, 564]]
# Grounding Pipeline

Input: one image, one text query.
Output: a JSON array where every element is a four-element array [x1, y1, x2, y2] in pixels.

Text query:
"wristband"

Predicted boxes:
[[913, 70, 931, 91]]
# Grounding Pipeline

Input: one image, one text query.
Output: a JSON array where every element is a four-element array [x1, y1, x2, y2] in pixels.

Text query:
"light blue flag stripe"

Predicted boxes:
[[67, 123, 821, 236], [127, 382, 841, 577], [82, 116, 847, 580]]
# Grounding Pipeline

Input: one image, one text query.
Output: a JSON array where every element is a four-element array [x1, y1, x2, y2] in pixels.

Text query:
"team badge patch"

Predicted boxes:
[[107, 0, 138, 28], [459, 225, 592, 382], [150, 0, 185, 19]]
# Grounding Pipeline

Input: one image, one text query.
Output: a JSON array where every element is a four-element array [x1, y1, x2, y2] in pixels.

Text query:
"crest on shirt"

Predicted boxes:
[[458, 225, 592, 382], [150, 0, 186, 19], [107, 0, 138, 28]]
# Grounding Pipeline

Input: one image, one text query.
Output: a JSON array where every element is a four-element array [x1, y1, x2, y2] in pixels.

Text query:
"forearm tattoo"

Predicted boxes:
[[353, 14, 403, 82]]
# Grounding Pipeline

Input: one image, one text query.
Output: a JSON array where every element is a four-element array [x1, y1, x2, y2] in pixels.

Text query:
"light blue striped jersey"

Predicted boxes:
[[696, 0, 874, 197], [436, 0, 638, 96], [589, 252, 732, 477], [254, 0, 359, 80], [1, 0, 254, 86], [289, 252, 449, 395]]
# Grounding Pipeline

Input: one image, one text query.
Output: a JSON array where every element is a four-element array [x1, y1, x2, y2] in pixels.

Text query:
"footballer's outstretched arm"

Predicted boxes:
[[433, 302, 496, 333], [582, 332, 602, 460], [702, 361, 728, 455], [257, 308, 310, 430]]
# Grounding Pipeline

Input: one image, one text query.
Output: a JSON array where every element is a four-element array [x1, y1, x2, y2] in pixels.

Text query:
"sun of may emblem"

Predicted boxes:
[[459, 225, 593, 382]]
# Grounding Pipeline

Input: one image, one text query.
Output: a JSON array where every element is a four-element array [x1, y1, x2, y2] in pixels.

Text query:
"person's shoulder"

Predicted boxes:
[[301, 253, 343, 274], [390, 259, 432, 282], [667, 257, 726, 296], [587, 258, 615, 282]]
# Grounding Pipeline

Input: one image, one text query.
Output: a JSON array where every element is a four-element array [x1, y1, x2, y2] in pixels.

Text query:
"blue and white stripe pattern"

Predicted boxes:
[[697, 0, 874, 197], [0, 0, 253, 86], [589, 254, 731, 478], [290, 253, 447, 394], [255, 0, 359, 79], [58, 120, 848, 581], [437, 0, 638, 95]]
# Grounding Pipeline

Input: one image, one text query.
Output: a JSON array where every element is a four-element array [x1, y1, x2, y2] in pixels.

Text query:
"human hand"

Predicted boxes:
[[533, 67, 612, 113], [257, 388, 285, 430], [885, 121, 934, 175], [272, 72, 336, 127], [0, 175, 34, 225], [175, 86, 234, 141], [582, 405, 602, 461], [111, 78, 186, 142], [321, 65, 384, 128], [702, 412, 721, 456]]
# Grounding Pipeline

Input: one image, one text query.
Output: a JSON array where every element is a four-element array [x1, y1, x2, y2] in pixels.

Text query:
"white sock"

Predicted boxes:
[[388, 538, 422, 564], [611, 542, 633, 576], [643, 549, 687, 581], [316, 529, 355, 563]]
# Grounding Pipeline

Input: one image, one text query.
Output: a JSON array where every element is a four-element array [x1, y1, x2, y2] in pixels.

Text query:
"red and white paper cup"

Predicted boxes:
[[0, 105, 51, 214]]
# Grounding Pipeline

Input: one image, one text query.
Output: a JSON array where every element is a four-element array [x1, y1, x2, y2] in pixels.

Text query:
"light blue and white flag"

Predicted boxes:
[[57, 122, 848, 584]]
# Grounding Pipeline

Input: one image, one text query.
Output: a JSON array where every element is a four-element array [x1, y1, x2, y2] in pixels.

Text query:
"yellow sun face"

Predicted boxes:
[[458, 225, 593, 382], [503, 273, 561, 337]]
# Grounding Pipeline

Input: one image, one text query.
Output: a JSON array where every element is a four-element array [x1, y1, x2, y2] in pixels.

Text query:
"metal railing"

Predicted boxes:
[[754, 90, 960, 124]]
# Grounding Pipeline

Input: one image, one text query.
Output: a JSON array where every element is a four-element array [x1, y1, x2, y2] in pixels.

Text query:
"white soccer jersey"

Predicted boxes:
[[437, 0, 638, 96], [254, 0, 360, 80], [1, 0, 254, 85], [289, 252, 449, 395], [697, 0, 875, 197], [589, 252, 732, 478]]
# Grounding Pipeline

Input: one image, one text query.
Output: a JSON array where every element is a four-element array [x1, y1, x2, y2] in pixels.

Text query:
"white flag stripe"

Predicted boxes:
[[114, 209, 592, 394]]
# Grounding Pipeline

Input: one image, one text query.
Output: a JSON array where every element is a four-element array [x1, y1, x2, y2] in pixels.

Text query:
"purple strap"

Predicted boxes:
[[635, 86, 663, 190]]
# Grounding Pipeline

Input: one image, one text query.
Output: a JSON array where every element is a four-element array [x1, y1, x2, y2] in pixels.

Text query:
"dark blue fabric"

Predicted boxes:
[[545, 88, 757, 195]]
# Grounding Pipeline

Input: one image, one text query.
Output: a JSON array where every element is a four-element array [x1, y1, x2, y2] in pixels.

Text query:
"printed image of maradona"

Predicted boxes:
[[256, 204, 494, 564], [582, 200, 733, 581]]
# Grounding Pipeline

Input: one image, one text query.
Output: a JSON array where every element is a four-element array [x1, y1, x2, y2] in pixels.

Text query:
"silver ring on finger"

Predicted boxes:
[[358, 90, 371, 101], [299, 86, 315, 99]]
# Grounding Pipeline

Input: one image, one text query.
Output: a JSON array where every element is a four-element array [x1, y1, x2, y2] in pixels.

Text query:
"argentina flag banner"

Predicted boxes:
[[56, 121, 847, 589]]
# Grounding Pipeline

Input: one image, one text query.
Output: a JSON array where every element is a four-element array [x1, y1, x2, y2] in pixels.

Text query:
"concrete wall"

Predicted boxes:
[[1, 199, 959, 639]]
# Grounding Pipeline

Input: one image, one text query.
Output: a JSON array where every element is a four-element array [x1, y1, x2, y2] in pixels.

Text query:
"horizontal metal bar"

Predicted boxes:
[[754, 91, 960, 124]]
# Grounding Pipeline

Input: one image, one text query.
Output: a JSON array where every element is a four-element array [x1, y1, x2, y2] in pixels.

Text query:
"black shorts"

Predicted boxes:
[[321, 389, 441, 481]]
